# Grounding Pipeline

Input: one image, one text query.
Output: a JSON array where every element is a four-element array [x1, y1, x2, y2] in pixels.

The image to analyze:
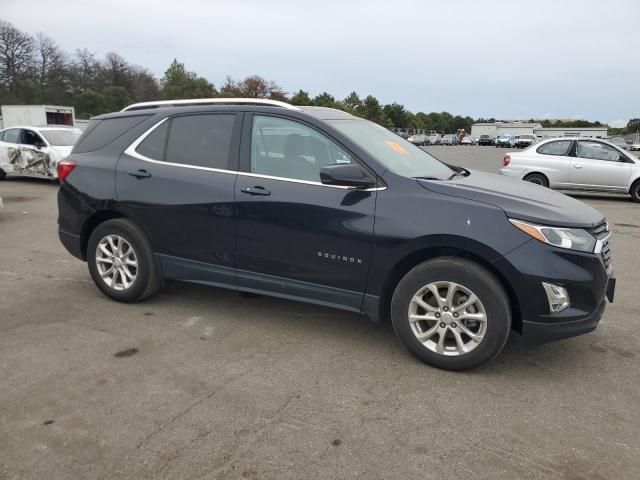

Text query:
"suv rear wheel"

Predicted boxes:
[[391, 257, 511, 370], [87, 218, 160, 302]]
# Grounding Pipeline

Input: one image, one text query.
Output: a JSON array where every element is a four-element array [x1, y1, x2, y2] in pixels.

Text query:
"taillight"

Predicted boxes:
[[57, 160, 76, 183], [503, 154, 511, 166]]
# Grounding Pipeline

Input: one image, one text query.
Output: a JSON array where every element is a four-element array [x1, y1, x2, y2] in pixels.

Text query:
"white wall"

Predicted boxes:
[[471, 124, 498, 138], [534, 128, 607, 138]]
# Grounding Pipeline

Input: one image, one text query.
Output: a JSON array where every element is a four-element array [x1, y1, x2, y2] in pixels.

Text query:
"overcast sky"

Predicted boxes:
[[3, 0, 638, 125]]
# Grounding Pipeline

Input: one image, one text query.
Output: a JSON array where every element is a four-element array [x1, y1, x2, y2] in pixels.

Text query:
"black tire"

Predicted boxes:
[[87, 218, 160, 302], [0, 169, 6, 180], [630, 179, 640, 203], [523, 172, 549, 187], [391, 257, 511, 371]]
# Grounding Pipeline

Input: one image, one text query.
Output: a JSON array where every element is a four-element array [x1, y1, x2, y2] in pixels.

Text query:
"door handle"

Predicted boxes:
[[240, 186, 271, 196], [574, 164, 583, 169], [128, 169, 152, 179]]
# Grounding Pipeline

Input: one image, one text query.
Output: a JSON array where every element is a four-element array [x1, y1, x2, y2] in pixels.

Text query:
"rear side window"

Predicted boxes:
[[165, 114, 235, 169], [136, 121, 169, 161], [536, 140, 572, 156], [73, 115, 149, 153]]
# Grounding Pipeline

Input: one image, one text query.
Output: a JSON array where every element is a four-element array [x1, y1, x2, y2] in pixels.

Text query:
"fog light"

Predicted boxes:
[[542, 282, 570, 313]]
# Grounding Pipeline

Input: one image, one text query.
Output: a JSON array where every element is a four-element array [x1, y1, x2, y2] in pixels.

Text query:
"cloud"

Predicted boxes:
[[2, 0, 639, 121]]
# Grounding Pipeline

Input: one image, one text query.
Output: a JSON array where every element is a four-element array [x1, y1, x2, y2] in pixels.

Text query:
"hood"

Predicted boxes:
[[418, 169, 605, 228]]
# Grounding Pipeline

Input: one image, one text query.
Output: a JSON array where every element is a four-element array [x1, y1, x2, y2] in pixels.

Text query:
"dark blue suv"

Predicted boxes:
[[57, 99, 616, 370]]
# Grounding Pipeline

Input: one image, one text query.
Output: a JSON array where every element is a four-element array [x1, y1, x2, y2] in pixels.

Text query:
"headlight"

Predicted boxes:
[[509, 219, 596, 253]]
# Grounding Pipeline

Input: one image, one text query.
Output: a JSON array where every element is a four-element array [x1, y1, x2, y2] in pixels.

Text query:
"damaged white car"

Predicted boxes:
[[0, 126, 82, 180]]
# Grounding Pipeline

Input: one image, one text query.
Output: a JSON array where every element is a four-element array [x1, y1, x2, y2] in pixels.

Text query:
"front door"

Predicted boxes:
[[116, 113, 242, 285], [570, 140, 631, 191], [235, 113, 377, 311]]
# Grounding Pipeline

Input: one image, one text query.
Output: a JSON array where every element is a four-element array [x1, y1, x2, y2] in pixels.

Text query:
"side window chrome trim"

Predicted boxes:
[[124, 116, 386, 191], [123, 117, 236, 175], [236, 171, 386, 191]]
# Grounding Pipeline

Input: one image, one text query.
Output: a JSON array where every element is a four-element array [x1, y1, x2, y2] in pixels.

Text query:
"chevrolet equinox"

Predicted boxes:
[[57, 99, 616, 370]]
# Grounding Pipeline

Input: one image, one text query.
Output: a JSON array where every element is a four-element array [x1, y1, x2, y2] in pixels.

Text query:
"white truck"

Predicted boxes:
[[0, 105, 75, 129]]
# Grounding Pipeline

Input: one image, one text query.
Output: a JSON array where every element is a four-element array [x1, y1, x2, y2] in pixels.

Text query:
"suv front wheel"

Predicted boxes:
[[391, 257, 511, 370], [87, 218, 160, 302]]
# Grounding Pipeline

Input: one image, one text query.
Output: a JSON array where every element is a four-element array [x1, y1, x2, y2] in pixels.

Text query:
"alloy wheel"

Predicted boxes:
[[95, 234, 138, 291], [408, 281, 487, 356]]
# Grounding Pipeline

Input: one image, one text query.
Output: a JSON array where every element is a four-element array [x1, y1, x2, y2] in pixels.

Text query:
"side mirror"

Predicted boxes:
[[320, 164, 375, 188]]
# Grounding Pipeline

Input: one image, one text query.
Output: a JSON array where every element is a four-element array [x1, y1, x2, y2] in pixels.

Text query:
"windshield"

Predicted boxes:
[[327, 119, 454, 179], [40, 129, 82, 146]]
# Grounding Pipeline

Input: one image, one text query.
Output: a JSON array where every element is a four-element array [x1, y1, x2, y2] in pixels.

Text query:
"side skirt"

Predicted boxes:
[[157, 254, 376, 317]]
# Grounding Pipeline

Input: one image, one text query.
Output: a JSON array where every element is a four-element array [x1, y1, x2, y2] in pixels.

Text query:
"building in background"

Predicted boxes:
[[471, 121, 608, 139], [471, 122, 541, 138], [533, 126, 607, 139]]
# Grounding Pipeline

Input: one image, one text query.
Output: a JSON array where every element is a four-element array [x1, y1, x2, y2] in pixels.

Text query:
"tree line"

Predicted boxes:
[[1, 19, 637, 135]]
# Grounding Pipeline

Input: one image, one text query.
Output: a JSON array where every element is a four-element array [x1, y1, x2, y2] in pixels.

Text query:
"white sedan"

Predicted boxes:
[[500, 137, 640, 202], [0, 125, 82, 180]]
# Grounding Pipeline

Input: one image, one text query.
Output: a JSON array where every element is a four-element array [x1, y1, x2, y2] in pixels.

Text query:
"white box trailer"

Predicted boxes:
[[0, 105, 75, 128]]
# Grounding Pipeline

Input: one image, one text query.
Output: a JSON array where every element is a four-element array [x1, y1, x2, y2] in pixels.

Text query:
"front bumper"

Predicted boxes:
[[521, 299, 606, 343], [493, 238, 614, 344]]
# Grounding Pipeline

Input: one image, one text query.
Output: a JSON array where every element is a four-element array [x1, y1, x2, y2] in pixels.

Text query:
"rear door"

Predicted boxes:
[[235, 113, 377, 311], [571, 140, 632, 191], [116, 113, 242, 285]]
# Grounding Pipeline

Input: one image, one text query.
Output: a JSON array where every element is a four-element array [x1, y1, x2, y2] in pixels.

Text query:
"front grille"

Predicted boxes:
[[588, 220, 609, 239], [588, 220, 612, 270]]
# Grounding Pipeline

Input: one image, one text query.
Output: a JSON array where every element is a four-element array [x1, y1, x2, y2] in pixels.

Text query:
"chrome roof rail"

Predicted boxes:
[[121, 98, 300, 112]]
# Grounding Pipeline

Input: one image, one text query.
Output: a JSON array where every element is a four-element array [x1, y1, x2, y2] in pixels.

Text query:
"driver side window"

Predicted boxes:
[[20, 130, 44, 147], [577, 141, 623, 162], [250, 115, 352, 182]]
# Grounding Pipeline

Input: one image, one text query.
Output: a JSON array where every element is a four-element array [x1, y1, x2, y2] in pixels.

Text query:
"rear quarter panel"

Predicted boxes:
[[506, 150, 571, 187]]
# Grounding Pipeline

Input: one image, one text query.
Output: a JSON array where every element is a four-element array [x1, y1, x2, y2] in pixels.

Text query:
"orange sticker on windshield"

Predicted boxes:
[[384, 141, 408, 154]]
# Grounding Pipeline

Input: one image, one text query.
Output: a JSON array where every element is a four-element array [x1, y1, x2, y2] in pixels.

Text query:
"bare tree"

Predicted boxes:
[[71, 48, 102, 93], [35, 33, 66, 88], [128, 65, 161, 102], [0, 20, 35, 87], [104, 51, 130, 88], [220, 75, 287, 100]]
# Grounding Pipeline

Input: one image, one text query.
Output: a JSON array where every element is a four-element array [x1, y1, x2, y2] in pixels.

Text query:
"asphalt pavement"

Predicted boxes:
[[1, 145, 639, 479]]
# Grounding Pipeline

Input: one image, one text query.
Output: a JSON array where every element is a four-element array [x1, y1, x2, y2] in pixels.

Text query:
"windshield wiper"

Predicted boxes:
[[447, 168, 470, 180], [413, 176, 443, 181]]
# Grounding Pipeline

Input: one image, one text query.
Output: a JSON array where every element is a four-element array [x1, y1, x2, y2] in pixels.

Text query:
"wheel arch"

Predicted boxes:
[[373, 243, 523, 333], [523, 171, 549, 185], [80, 210, 128, 260]]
